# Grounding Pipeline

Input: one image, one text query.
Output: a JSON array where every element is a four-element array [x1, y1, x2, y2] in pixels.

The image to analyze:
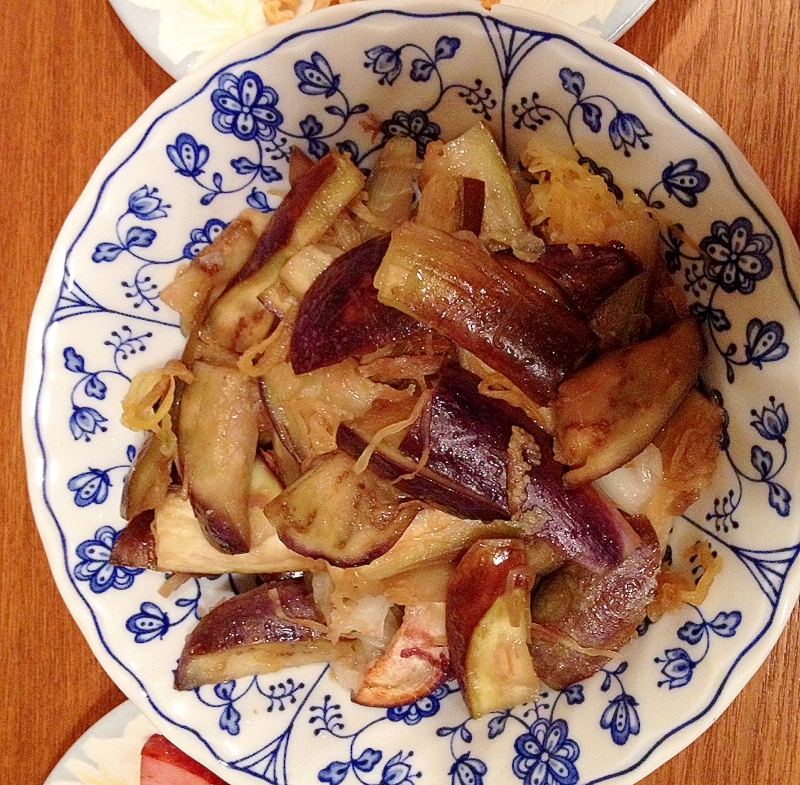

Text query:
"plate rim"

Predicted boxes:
[[106, 0, 661, 80], [43, 701, 148, 785]]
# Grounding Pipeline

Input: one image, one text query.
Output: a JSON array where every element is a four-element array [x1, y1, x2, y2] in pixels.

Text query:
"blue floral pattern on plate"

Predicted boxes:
[[74, 526, 144, 592], [23, 4, 800, 785]]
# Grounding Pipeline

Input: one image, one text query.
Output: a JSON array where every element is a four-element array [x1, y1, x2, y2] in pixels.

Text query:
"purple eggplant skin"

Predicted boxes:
[[376, 223, 596, 406], [336, 423, 509, 520], [180, 578, 322, 656], [524, 477, 640, 575], [108, 510, 157, 570], [290, 234, 421, 374], [120, 433, 173, 522], [483, 286, 597, 405], [342, 364, 638, 572], [399, 365, 514, 517], [174, 577, 329, 690], [493, 251, 571, 307], [528, 514, 661, 689], [401, 366, 639, 572], [461, 177, 486, 235], [534, 243, 641, 317]]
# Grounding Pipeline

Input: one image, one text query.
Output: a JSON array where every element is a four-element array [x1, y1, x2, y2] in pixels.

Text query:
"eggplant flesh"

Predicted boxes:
[[351, 508, 533, 585], [554, 318, 705, 487], [178, 362, 262, 554], [418, 122, 533, 251], [228, 153, 337, 289], [153, 490, 318, 576], [446, 539, 538, 718], [160, 209, 269, 334], [361, 136, 418, 231], [353, 602, 449, 707], [289, 234, 421, 374], [265, 452, 420, 568], [260, 356, 395, 464]]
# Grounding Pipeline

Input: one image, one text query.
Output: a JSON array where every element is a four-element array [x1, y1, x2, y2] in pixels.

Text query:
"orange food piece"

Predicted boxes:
[[140, 733, 228, 785]]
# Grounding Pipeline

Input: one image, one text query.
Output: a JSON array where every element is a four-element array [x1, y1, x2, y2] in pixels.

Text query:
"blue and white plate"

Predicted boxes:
[[108, 0, 658, 79], [24, 3, 800, 784]]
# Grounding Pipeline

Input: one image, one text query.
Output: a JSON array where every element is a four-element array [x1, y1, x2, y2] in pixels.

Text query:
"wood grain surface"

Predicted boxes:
[[2, 0, 798, 782]]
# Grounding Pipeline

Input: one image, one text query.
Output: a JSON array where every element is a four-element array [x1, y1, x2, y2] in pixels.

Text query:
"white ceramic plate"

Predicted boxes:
[[44, 702, 154, 785], [108, 0, 658, 79], [24, 3, 800, 785]]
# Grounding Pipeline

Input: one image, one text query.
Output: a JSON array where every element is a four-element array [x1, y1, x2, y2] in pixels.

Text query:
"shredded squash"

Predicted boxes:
[[647, 541, 723, 621]]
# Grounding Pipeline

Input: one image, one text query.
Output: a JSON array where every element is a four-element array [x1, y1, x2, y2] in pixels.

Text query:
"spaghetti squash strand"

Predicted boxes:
[[478, 373, 554, 431], [647, 540, 722, 621], [352, 389, 432, 475], [121, 360, 193, 432]]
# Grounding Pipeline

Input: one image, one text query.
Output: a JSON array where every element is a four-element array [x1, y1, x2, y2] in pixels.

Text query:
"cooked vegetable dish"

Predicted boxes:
[[111, 123, 723, 718]]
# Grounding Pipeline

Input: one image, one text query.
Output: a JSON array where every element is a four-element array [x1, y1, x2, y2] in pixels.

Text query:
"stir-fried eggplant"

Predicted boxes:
[[116, 123, 725, 718], [288, 145, 315, 185], [375, 221, 596, 405], [589, 270, 651, 350], [528, 515, 661, 689], [359, 136, 418, 231], [399, 366, 513, 516], [353, 602, 449, 707], [265, 452, 421, 567], [120, 433, 173, 523], [338, 400, 510, 521], [108, 510, 157, 570], [419, 122, 539, 254], [349, 508, 533, 584], [203, 151, 364, 353], [160, 209, 270, 334], [348, 365, 640, 572], [338, 368, 641, 573], [553, 318, 705, 486], [153, 492, 317, 575], [645, 390, 725, 546], [289, 234, 421, 374], [460, 177, 486, 235], [261, 357, 400, 463], [131, 455, 294, 574], [178, 362, 262, 554], [446, 539, 538, 717], [175, 578, 340, 690], [493, 250, 571, 307], [533, 242, 641, 316]]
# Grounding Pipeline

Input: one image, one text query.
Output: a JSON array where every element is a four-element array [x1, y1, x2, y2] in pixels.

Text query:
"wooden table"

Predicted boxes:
[[2, 0, 798, 781]]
